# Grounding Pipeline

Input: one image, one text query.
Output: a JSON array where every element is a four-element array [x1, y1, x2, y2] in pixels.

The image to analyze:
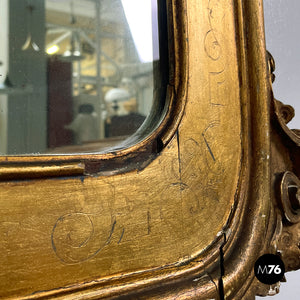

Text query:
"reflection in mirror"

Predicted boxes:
[[0, 0, 160, 155]]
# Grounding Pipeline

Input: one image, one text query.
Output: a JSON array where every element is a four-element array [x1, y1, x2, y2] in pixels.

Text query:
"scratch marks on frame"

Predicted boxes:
[[202, 121, 220, 163], [118, 228, 125, 244], [147, 210, 151, 235], [205, 0, 227, 107], [51, 212, 117, 265], [202, 133, 216, 162]]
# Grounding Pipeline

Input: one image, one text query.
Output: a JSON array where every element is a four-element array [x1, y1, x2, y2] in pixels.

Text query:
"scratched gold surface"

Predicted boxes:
[[0, 1, 242, 298]]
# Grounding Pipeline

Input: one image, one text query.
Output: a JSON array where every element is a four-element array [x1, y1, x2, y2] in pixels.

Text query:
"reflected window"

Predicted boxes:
[[0, 0, 163, 155]]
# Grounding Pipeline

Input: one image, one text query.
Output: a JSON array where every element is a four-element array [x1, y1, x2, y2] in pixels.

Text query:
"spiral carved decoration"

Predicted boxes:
[[279, 172, 300, 224], [51, 213, 116, 264], [276, 172, 300, 272], [267, 50, 300, 147]]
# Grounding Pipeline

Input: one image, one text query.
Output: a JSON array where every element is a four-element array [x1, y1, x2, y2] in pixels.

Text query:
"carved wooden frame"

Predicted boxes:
[[0, 0, 299, 299]]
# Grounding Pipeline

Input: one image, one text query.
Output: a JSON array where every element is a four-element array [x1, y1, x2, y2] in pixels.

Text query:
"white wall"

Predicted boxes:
[[0, 0, 9, 154], [264, 0, 300, 129], [256, 0, 300, 299]]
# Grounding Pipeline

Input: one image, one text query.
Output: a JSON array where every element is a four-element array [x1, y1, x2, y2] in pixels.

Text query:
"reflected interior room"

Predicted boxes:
[[0, 0, 159, 155]]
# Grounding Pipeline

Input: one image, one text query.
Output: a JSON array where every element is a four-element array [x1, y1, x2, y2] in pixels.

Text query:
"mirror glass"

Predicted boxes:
[[0, 0, 160, 155]]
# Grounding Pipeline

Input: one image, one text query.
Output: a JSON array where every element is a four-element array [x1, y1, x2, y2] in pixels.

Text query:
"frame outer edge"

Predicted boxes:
[[223, 0, 274, 298]]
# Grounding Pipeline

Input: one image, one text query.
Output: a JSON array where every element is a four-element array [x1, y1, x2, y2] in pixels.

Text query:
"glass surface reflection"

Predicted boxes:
[[0, 0, 159, 155]]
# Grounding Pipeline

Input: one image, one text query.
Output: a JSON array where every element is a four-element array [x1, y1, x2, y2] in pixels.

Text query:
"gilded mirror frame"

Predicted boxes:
[[0, 0, 299, 299]]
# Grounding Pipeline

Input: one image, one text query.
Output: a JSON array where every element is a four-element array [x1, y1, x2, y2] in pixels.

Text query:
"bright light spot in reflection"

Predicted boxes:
[[121, 0, 153, 63], [47, 45, 59, 55]]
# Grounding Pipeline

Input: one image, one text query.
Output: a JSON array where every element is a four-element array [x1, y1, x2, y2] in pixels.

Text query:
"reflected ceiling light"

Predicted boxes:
[[46, 45, 59, 55], [0, 75, 13, 94], [22, 4, 40, 52], [105, 88, 130, 114], [61, 33, 85, 62], [104, 88, 130, 103], [61, 48, 85, 62], [0, 75, 32, 95], [60, 1, 85, 62], [121, 0, 153, 63], [22, 36, 40, 52]]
